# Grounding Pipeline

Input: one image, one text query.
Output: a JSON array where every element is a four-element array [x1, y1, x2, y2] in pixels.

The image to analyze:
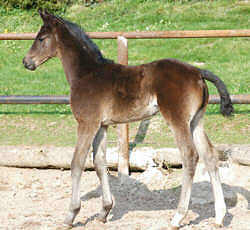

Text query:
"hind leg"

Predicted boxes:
[[93, 126, 113, 223], [193, 121, 226, 226], [169, 124, 199, 229]]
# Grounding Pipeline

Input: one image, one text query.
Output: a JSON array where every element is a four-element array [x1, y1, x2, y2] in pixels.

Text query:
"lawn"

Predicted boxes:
[[0, 0, 249, 147]]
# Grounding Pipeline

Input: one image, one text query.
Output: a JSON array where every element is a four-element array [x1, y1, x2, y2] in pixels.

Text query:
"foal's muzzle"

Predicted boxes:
[[23, 57, 36, 71]]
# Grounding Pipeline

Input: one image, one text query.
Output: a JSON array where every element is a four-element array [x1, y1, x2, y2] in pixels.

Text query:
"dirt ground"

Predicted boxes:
[[0, 149, 250, 230]]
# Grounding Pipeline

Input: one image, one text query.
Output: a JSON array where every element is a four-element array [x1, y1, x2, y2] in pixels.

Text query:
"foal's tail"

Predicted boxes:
[[200, 69, 234, 116]]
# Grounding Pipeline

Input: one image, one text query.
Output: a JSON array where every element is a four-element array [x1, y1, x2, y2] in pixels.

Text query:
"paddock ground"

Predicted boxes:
[[0, 146, 250, 230]]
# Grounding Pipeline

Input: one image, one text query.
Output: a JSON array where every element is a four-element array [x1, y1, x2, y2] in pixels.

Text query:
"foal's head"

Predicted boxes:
[[23, 10, 110, 71], [23, 10, 61, 71]]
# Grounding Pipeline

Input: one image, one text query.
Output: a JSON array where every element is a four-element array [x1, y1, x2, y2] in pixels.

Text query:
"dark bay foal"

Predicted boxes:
[[23, 10, 233, 229]]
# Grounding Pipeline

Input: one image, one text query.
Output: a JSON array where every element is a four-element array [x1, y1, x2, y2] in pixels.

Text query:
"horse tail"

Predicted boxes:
[[200, 69, 234, 116]]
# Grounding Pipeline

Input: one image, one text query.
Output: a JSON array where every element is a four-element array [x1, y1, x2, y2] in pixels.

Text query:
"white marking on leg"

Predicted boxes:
[[171, 212, 185, 228], [210, 170, 227, 225], [193, 123, 226, 226], [193, 124, 208, 157]]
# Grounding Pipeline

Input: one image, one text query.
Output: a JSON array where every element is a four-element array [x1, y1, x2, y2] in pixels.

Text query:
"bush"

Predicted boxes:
[[0, 0, 73, 12]]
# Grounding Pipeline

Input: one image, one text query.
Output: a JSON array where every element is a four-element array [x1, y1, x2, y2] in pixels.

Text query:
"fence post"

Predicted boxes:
[[117, 36, 130, 176]]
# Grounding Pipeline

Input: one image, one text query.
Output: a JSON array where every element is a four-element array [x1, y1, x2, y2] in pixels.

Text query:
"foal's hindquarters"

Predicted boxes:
[[155, 71, 226, 229]]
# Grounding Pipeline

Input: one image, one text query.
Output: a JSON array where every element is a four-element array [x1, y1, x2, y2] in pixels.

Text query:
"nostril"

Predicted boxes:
[[23, 57, 36, 71], [23, 57, 28, 66]]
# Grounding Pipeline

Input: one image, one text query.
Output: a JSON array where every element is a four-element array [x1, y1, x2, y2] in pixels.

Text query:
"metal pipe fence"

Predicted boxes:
[[0, 95, 249, 104]]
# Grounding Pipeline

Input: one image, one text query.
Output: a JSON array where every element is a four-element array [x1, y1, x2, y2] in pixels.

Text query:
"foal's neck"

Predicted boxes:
[[56, 34, 99, 87]]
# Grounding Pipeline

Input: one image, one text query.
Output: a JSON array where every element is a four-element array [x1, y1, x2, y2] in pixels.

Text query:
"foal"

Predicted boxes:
[[23, 10, 233, 229]]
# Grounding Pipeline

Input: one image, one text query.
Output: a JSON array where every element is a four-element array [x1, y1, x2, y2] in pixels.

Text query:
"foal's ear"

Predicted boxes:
[[38, 9, 65, 28], [38, 9, 50, 24]]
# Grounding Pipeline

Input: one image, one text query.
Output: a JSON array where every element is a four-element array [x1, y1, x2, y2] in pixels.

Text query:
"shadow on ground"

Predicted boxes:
[[77, 174, 250, 228]]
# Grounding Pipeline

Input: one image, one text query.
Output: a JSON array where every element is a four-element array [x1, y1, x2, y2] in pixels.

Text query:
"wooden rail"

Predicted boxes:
[[1, 30, 250, 40]]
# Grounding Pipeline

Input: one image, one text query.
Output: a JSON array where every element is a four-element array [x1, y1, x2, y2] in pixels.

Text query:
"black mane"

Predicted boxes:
[[60, 17, 112, 64]]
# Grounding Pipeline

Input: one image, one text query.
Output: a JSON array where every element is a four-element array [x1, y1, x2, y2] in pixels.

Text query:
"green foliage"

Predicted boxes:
[[0, 0, 72, 12]]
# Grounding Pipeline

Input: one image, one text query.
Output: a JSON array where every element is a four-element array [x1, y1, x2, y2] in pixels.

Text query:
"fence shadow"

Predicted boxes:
[[129, 118, 151, 151]]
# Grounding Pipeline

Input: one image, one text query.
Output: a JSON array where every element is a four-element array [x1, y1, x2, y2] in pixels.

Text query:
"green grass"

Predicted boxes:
[[0, 0, 249, 146], [0, 112, 248, 147]]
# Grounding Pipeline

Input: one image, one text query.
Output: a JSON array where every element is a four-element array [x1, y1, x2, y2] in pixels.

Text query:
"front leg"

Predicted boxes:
[[93, 125, 113, 223], [64, 122, 100, 226]]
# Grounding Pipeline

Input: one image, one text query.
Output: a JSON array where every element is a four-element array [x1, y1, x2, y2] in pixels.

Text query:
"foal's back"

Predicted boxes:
[[70, 58, 205, 125]]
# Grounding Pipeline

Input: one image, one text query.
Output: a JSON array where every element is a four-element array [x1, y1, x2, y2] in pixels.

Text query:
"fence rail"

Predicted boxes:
[[1, 30, 250, 40], [0, 95, 249, 105]]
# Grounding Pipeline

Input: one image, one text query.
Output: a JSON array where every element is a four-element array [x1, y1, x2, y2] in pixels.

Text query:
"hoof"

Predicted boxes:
[[96, 214, 107, 223], [213, 223, 223, 228], [63, 216, 73, 227], [170, 226, 179, 230], [61, 223, 73, 230]]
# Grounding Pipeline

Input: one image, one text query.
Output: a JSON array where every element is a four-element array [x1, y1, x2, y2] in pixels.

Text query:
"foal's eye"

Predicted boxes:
[[38, 37, 45, 42]]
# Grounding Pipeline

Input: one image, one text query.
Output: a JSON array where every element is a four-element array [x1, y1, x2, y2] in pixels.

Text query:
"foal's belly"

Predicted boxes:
[[102, 95, 159, 125]]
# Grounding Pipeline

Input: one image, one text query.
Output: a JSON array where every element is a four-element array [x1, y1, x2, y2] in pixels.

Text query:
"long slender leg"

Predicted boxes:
[[93, 125, 113, 223], [170, 126, 199, 229], [193, 122, 226, 226], [64, 123, 100, 226]]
